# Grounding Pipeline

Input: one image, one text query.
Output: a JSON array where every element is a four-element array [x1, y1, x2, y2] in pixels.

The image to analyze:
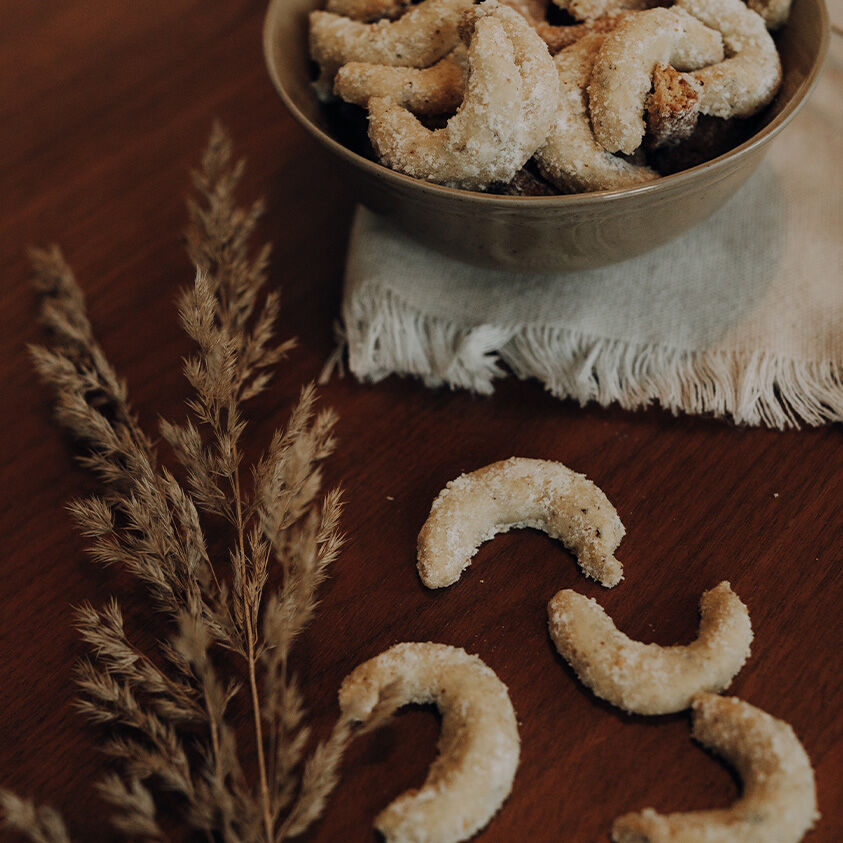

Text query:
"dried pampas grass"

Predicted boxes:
[[2, 124, 388, 842]]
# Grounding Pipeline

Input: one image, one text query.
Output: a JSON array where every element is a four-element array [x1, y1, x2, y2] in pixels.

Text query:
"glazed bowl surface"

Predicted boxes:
[[264, 0, 829, 271]]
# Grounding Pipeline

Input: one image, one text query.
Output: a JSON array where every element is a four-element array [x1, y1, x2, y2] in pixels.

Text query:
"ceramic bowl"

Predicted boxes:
[[263, 0, 829, 271]]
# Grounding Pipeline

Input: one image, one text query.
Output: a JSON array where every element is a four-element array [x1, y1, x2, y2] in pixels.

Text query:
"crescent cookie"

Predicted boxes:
[[339, 642, 520, 843], [551, 0, 660, 23], [612, 694, 820, 842], [325, 0, 412, 22], [535, 35, 658, 193], [646, 62, 702, 148], [334, 48, 468, 115], [418, 457, 625, 589], [500, 0, 550, 24], [367, 1, 559, 189], [535, 13, 630, 54], [588, 7, 724, 154], [748, 0, 792, 29], [676, 0, 782, 119], [309, 0, 474, 98], [547, 582, 753, 714]]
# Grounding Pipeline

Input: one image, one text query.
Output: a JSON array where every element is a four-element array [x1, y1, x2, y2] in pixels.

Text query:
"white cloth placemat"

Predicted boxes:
[[337, 28, 843, 429]]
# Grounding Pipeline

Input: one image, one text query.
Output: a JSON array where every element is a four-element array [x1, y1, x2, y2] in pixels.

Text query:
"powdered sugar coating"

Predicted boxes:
[[367, 1, 559, 189], [418, 457, 625, 589], [612, 694, 819, 842], [588, 7, 724, 154], [676, 0, 782, 119], [334, 47, 468, 115], [547, 581, 752, 714], [536, 35, 658, 192], [339, 642, 520, 843], [309, 0, 474, 99]]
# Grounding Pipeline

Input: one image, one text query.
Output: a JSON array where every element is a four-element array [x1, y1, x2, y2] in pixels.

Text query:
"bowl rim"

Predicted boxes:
[[263, 0, 830, 206]]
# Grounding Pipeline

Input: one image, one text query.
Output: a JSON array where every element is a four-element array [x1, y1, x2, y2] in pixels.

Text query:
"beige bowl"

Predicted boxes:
[[263, 0, 829, 271]]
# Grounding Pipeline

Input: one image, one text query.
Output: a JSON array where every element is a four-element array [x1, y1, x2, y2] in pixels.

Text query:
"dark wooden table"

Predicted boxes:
[[1, 2, 840, 840]]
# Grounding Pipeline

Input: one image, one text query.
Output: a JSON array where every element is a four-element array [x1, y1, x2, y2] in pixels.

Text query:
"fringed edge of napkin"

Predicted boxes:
[[339, 285, 843, 430]]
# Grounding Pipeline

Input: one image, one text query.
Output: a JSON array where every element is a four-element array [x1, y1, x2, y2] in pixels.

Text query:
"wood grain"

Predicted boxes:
[[0, 1, 840, 840]]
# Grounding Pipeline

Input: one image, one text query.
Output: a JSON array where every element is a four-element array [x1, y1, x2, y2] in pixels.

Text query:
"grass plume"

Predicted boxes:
[[6, 124, 366, 842]]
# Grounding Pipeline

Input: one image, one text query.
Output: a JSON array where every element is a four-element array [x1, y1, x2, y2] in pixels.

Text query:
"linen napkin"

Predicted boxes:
[[336, 30, 843, 429]]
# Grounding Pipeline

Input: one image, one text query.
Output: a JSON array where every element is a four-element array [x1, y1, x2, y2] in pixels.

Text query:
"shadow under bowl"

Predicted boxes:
[[264, 0, 829, 271]]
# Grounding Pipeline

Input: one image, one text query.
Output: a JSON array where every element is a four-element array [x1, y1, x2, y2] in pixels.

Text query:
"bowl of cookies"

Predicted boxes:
[[264, 0, 828, 270]]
